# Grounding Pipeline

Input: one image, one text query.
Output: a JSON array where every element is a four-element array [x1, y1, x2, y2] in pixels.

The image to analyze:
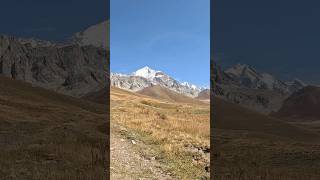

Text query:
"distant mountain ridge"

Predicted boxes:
[[273, 86, 320, 120], [111, 66, 208, 98], [224, 64, 305, 94], [213, 63, 306, 114]]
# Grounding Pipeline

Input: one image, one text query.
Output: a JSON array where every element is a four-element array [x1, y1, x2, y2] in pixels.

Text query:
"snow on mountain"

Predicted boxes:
[[132, 66, 159, 79], [71, 20, 109, 49], [181, 82, 198, 90], [111, 67, 205, 97]]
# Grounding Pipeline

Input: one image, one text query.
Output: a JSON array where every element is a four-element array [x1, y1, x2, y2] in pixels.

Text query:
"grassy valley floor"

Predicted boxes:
[[110, 87, 210, 179]]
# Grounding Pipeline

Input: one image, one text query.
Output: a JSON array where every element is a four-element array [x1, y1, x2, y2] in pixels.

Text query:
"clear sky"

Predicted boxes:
[[111, 0, 210, 87], [0, 0, 108, 42], [213, 0, 320, 85]]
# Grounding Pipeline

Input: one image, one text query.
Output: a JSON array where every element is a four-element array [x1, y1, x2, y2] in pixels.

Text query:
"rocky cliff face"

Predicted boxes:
[[0, 35, 108, 97], [110, 73, 152, 92]]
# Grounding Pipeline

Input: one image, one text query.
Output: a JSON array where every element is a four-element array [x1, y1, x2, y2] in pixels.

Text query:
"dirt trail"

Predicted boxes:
[[110, 124, 174, 180]]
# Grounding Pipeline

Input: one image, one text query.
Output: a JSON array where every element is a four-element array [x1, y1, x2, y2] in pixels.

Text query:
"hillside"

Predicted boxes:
[[273, 86, 320, 120], [0, 76, 107, 179], [137, 85, 206, 104], [83, 87, 108, 104], [214, 96, 320, 141], [196, 89, 210, 100], [213, 96, 320, 179]]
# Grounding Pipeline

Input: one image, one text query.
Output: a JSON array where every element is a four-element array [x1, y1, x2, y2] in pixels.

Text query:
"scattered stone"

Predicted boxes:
[[131, 140, 136, 145]]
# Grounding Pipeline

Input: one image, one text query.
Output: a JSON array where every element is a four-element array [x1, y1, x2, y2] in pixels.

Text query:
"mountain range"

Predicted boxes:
[[111, 66, 208, 98], [213, 63, 306, 114], [1, 19, 311, 113]]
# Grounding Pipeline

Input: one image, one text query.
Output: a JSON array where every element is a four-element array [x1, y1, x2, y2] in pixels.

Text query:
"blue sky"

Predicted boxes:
[[0, 0, 108, 42], [213, 0, 320, 85], [111, 0, 210, 87]]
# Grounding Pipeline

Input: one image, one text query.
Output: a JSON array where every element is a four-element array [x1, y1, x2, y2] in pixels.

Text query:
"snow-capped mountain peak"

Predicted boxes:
[[132, 66, 160, 79], [111, 67, 205, 97], [181, 82, 198, 90]]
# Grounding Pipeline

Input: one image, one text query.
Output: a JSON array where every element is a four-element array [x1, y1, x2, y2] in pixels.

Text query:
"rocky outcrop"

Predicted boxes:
[[110, 73, 152, 92], [0, 35, 108, 97]]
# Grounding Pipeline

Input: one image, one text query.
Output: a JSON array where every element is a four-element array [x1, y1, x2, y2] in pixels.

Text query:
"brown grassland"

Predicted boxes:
[[111, 87, 210, 179], [0, 76, 108, 179], [213, 97, 320, 180]]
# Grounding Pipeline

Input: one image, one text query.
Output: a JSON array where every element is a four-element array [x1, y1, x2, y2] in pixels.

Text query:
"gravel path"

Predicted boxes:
[[110, 125, 174, 180]]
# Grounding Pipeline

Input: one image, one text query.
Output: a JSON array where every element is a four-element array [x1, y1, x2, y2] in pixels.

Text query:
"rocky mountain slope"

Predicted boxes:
[[272, 86, 320, 120], [0, 35, 108, 97], [0, 21, 109, 97], [111, 66, 206, 98], [196, 89, 210, 100], [213, 63, 306, 114], [223, 64, 305, 93]]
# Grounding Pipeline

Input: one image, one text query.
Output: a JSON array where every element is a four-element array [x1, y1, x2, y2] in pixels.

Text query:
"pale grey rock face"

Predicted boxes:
[[0, 35, 108, 97], [110, 74, 151, 91]]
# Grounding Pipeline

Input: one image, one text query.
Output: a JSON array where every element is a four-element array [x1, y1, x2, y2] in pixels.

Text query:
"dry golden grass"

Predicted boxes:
[[111, 87, 210, 179]]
